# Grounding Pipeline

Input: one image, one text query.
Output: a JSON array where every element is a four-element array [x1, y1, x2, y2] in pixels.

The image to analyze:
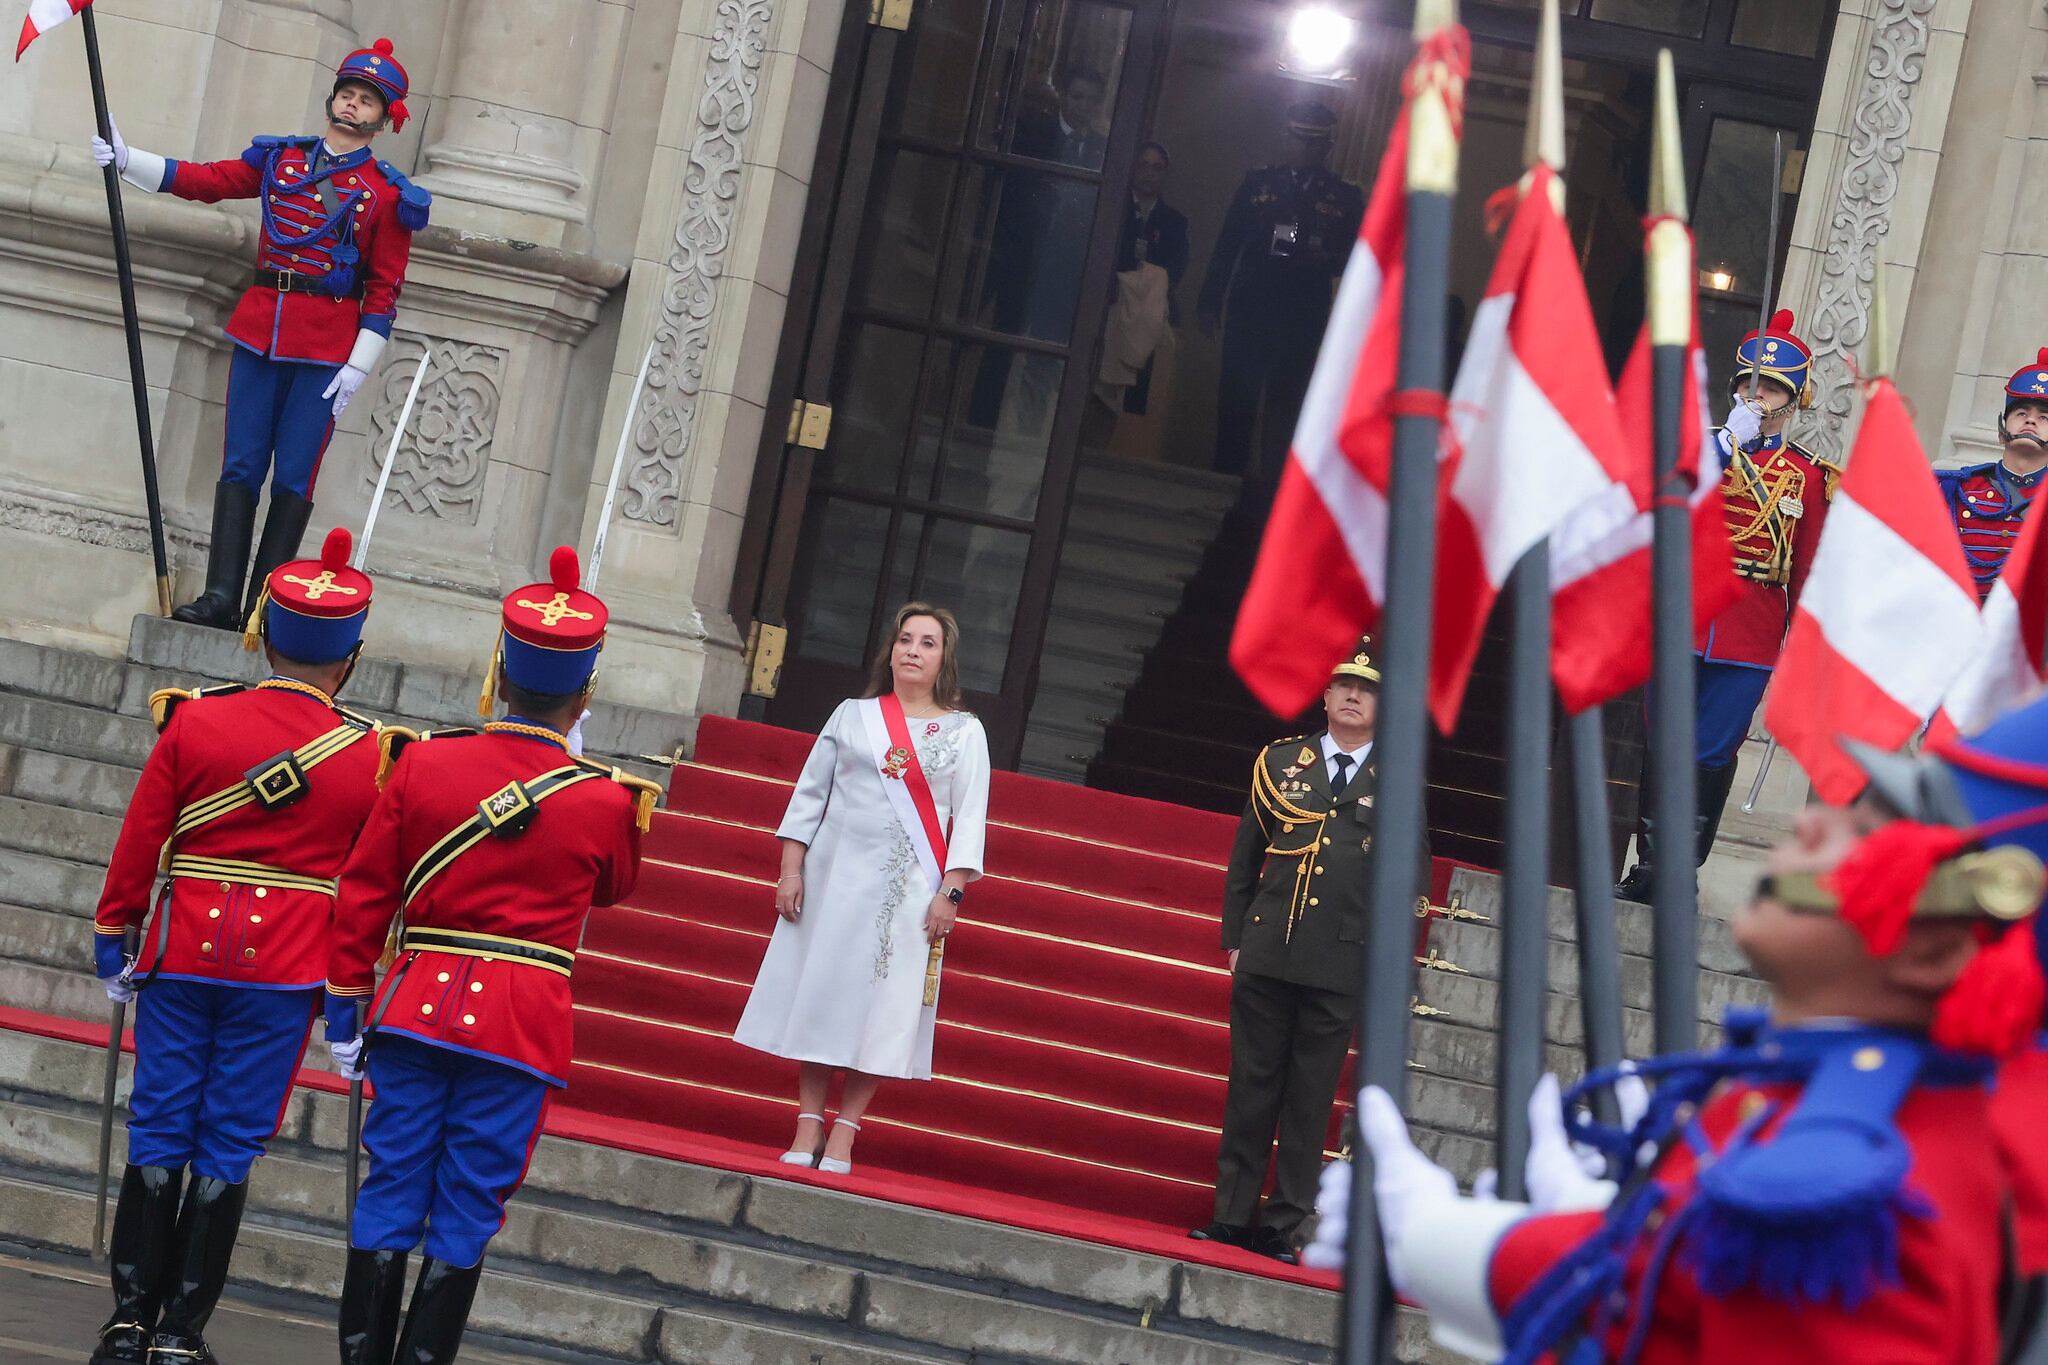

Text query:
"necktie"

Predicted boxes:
[[1333, 753, 1354, 789]]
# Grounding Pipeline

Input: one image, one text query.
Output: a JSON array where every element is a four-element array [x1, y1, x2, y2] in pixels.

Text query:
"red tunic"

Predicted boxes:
[[326, 730, 643, 1086], [94, 682, 382, 990], [164, 139, 415, 365], [1698, 437, 1836, 669], [1993, 1046, 2048, 1276], [1484, 1080, 2007, 1365]]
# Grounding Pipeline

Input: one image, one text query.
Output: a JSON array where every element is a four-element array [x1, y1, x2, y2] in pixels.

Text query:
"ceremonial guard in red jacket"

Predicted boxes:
[[88, 530, 383, 1365], [1937, 348, 2048, 599], [1342, 731, 2046, 1365], [325, 547, 655, 1365], [93, 38, 429, 631], [1619, 310, 1838, 901]]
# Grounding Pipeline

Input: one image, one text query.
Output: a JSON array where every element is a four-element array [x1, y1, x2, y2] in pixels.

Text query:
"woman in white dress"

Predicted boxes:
[[734, 602, 991, 1173]]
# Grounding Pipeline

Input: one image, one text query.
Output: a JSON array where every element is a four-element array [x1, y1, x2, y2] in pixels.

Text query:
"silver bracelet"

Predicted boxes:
[[776, 874, 803, 885]]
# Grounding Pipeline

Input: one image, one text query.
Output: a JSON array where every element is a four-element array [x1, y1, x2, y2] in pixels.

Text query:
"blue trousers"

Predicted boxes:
[[1696, 660, 1773, 769], [351, 1035, 551, 1268], [128, 979, 318, 1182], [222, 347, 343, 497]]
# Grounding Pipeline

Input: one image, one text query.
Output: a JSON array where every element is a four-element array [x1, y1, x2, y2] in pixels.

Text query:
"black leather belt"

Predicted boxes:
[[400, 927, 575, 978], [255, 268, 364, 300]]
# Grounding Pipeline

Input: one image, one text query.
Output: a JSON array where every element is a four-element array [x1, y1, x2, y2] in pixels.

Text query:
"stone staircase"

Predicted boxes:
[[1019, 456, 1240, 783]]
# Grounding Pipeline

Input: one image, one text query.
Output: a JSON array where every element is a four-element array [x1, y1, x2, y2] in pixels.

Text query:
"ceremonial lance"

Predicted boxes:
[[584, 338, 659, 592]]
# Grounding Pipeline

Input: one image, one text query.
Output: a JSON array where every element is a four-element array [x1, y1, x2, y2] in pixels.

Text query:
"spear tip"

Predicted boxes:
[[1413, 0, 1459, 40], [1868, 240, 1893, 379], [1523, 0, 1566, 174], [1649, 50, 1687, 222]]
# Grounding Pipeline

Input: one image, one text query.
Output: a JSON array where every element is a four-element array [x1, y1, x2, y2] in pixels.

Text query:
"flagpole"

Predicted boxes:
[[1646, 52, 1699, 1055], [1341, 0, 1460, 1357], [1567, 706, 1625, 1125], [78, 6, 173, 617], [1492, 0, 1567, 1203]]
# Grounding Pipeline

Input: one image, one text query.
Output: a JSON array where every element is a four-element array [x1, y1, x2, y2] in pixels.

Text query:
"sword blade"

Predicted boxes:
[[345, 1002, 367, 1215], [92, 994, 126, 1262], [584, 339, 660, 593], [355, 352, 434, 571], [1747, 132, 1785, 402]]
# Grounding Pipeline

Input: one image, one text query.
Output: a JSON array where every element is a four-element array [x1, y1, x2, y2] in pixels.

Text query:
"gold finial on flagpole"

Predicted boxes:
[[1868, 239, 1892, 379], [1646, 50, 1693, 350], [1406, 0, 1462, 194], [1413, 0, 1458, 40], [1523, 0, 1566, 212]]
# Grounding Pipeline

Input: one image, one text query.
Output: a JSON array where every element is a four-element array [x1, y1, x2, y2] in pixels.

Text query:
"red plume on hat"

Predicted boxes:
[[550, 545, 581, 590]]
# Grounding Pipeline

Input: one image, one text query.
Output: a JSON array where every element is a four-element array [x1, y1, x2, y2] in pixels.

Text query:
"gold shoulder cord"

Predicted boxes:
[[1724, 451, 1802, 584], [1250, 750, 1327, 944]]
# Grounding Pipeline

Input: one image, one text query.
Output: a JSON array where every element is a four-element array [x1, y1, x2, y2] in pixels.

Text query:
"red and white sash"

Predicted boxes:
[[859, 695, 949, 894]]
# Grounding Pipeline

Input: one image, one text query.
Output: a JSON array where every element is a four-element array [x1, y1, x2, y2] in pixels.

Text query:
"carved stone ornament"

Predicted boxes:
[[623, 0, 775, 528], [1804, 0, 1936, 462], [365, 336, 508, 526]]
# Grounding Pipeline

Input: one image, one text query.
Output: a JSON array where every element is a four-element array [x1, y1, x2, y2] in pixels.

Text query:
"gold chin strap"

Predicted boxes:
[[1766, 846, 2046, 923]]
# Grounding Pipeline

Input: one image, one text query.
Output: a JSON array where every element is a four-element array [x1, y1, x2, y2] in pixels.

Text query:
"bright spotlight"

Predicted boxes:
[[1700, 266, 1736, 293], [1282, 6, 1360, 80]]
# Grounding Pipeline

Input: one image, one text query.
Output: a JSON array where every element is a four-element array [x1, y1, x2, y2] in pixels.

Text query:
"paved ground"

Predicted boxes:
[[0, 1248, 549, 1363]]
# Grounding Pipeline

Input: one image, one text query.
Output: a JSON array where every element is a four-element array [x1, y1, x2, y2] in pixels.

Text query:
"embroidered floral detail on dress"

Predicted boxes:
[[874, 827, 918, 982]]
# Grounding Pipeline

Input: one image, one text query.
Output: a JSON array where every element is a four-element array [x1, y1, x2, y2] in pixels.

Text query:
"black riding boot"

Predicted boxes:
[[338, 1249, 410, 1365], [148, 1176, 249, 1364], [172, 483, 258, 630], [90, 1164, 185, 1365], [391, 1259, 484, 1365], [241, 489, 316, 626], [1694, 761, 1740, 867]]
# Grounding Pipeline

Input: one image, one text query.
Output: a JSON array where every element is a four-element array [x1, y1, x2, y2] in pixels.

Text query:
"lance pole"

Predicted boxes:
[[1647, 52, 1700, 1054], [584, 339, 659, 592], [79, 7, 172, 616], [354, 351, 433, 570], [1493, 0, 1567, 1202], [1567, 706, 1625, 1126], [1341, 1, 1461, 1357]]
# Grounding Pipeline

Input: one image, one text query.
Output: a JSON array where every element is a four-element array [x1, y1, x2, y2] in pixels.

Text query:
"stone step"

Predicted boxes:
[[0, 637, 128, 713], [0, 1028, 1341, 1362], [1416, 964, 1730, 1052], [0, 901, 88, 974], [1424, 919, 1753, 1006], [0, 793, 121, 866], [1, 744, 139, 818], [0, 846, 103, 919], [0, 958, 103, 1024], [0, 691, 156, 770], [1072, 458, 1240, 514]]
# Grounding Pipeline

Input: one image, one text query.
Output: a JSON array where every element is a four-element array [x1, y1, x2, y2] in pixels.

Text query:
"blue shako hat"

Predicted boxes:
[[244, 527, 373, 665], [1734, 308, 1815, 409], [2005, 347, 2048, 417], [481, 546, 607, 713]]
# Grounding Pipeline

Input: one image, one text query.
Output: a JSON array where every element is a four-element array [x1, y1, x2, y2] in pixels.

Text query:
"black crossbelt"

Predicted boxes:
[[400, 765, 603, 909]]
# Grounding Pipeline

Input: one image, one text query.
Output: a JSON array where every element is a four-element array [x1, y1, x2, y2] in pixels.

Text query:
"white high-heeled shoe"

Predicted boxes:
[[817, 1117, 859, 1175], [778, 1112, 825, 1167]]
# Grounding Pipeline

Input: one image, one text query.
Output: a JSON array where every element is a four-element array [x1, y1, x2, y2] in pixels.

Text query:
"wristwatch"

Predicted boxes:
[[944, 887, 964, 906]]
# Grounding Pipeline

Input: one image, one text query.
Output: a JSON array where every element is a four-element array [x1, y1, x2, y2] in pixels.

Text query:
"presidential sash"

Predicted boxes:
[[858, 695, 950, 1005]]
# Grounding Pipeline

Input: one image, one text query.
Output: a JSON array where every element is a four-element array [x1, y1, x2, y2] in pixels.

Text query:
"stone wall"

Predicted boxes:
[[0, 0, 835, 721]]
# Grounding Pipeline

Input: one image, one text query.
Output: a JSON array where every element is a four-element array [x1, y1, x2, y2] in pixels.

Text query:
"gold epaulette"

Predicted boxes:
[[147, 682, 245, 733], [375, 725, 421, 789], [581, 761, 664, 833]]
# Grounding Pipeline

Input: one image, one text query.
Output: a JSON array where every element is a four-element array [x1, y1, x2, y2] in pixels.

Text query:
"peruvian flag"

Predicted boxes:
[[1550, 234, 1741, 713], [1429, 166, 1633, 731], [1767, 379, 1984, 802], [16, 0, 92, 60], [1934, 503, 2048, 738]]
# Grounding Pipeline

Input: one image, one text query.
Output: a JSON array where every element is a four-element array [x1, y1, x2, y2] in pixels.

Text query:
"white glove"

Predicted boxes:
[[1723, 399, 1763, 450], [1776, 494, 1805, 520], [1526, 1074, 1619, 1214], [323, 364, 368, 418], [329, 1035, 364, 1081], [565, 708, 591, 758], [101, 974, 136, 1005], [1357, 1084, 1460, 1294], [91, 118, 128, 171], [1301, 1157, 1354, 1269]]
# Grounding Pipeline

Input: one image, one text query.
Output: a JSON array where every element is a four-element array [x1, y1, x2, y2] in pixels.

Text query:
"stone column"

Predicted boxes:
[[411, 0, 632, 250]]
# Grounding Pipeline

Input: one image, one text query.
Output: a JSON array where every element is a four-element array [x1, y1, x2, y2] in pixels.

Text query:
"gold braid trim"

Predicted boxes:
[[1250, 750, 1327, 943], [1723, 451, 1803, 585]]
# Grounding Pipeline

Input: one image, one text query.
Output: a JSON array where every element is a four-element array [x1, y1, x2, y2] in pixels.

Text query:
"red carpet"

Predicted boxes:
[[3, 717, 1470, 1287]]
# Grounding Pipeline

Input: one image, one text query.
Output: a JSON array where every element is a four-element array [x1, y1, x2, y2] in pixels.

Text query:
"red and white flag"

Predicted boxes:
[[1230, 35, 1473, 716], [16, 0, 92, 60], [1550, 230, 1740, 713], [1429, 167, 1630, 731], [1767, 379, 1984, 802], [1934, 504, 2048, 738]]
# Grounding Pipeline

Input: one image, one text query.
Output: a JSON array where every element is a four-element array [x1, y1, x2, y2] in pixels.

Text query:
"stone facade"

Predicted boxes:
[[0, 0, 837, 721]]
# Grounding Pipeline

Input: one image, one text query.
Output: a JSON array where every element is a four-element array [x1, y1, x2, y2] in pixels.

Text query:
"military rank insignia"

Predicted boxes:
[[244, 751, 310, 810], [479, 779, 539, 838], [1296, 746, 1317, 767]]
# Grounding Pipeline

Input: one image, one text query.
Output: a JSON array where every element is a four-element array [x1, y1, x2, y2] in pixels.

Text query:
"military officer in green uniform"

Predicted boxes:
[[1197, 100, 1364, 490], [1191, 640, 1424, 1262]]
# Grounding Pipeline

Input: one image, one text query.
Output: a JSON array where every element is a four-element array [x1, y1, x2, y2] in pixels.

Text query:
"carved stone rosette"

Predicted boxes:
[[364, 336, 509, 527], [623, 0, 776, 529], [1804, 0, 1937, 463]]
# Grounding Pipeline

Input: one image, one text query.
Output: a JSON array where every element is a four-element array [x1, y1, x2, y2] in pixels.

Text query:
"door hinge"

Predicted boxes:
[[787, 398, 833, 450], [868, 0, 912, 29], [744, 621, 788, 698]]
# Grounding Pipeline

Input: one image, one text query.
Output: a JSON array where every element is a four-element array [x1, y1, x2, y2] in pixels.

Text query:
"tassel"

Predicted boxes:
[[636, 786, 655, 834], [1932, 921, 2045, 1058], [476, 646, 499, 718], [1825, 822, 1970, 955], [376, 916, 400, 973], [388, 98, 411, 134], [241, 584, 269, 652]]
